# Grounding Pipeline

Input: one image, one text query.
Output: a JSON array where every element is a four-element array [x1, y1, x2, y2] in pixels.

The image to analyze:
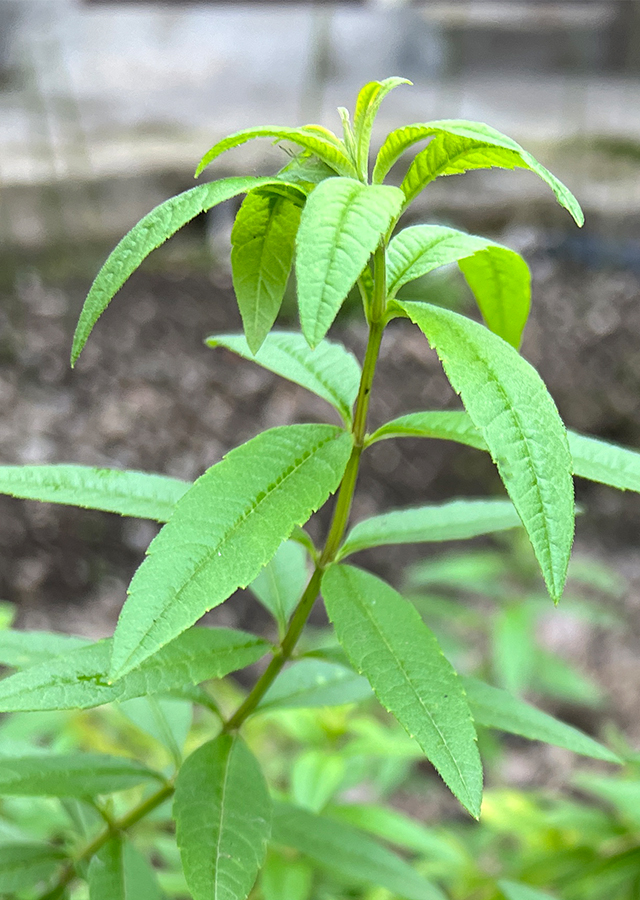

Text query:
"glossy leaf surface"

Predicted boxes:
[[111, 424, 352, 679], [230, 190, 301, 352], [272, 801, 446, 900], [174, 734, 271, 900], [0, 754, 162, 797], [296, 178, 404, 346], [337, 499, 521, 559], [0, 465, 189, 522], [71, 177, 304, 365], [323, 564, 482, 817], [195, 125, 356, 178], [464, 677, 620, 762], [88, 837, 162, 900], [392, 302, 574, 602], [206, 332, 361, 426], [0, 627, 270, 712], [373, 120, 583, 225]]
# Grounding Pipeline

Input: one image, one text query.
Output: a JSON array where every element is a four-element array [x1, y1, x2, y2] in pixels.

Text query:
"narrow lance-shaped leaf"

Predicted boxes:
[[463, 677, 620, 763], [0, 629, 90, 669], [110, 424, 353, 680], [248, 540, 309, 634], [372, 119, 583, 226], [257, 659, 372, 712], [0, 627, 271, 712], [352, 77, 411, 177], [195, 125, 357, 179], [0, 754, 163, 797], [0, 465, 190, 522], [368, 410, 640, 496], [323, 564, 483, 818], [400, 132, 529, 207], [174, 734, 272, 900], [386, 225, 530, 348], [71, 176, 306, 365], [296, 178, 404, 347], [206, 332, 361, 427], [88, 837, 162, 900], [0, 844, 67, 895], [337, 499, 522, 559], [271, 801, 446, 900], [391, 302, 574, 602], [231, 190, 302, 353]]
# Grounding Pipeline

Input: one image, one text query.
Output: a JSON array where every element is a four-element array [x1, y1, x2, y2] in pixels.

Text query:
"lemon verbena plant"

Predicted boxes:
[[0, 77, 639, 900]]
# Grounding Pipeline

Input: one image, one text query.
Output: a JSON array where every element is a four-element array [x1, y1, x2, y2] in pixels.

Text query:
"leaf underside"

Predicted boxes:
[[110, 424, 353, 679], [323, 564, 483, 817]]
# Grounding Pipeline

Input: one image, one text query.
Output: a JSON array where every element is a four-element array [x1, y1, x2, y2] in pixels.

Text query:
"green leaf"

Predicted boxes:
[[352, 77, 411, 178], [399, 132, 527, 206], [0, 465, 190, 522], [248, 540, 309, 634], [111, 424, 352, 680], [337, 499, 521, 559], [392, 302, 574, 602], [367, 410, 486, 449], [71, 176, 305, 365], [296, 178, 404, 346], [386, 226, 530, 348], [0, 627, 270, 712], [499, 881, 557, 900], [230, 191, 302, 353], [195, 125, 357, 178], [276, 150, 337, 188], [369, 410, 640, 496], [463, 677, 620, 762], [492, 604, 536, 696], [0, 754, 162, 797], [118, 696, 192, 760], [459, 246, 531, 349], [206, 332, 361, 427], [573, 775, 640, 826], [0, 843, 66, 894], [258, 658, 372, 711], [373, 120, 583, 226], [291, 749, 346, 812], [262, 853, 313, 900], [0, 629, 90, 669], [88, 837, 162, 900], [323, 564, 482, 818], [271, 801, 446, 900], [174, 734, 271, 900]]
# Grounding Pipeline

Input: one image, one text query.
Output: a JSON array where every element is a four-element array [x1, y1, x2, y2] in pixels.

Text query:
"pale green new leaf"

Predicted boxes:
[[276, 150, 337, 188], [0, 465, 190, 522], [386, 226, 530, 347], [323, 564, 482, 817], [0, 843, 66, 894], [392, 302, 574, 602], [271, 801, 446, 900], [337, 499, 521, 559], [195, 125, 357, 178], [0, 629, 90, 669], [400, 132, 527, 206], [373, 120, 583, 226], [0, 627, 270, 712], [352, 77, 411, 177], [88, 837, 162, 900], [111, 424, 352, 679], [296, 178, 404, 346], [459, 246, 531, 349], [0, 754, 162, 797], [499, 880, 557, 900], [248, 540, 309, 633], [71, 176, 305, 365], [174, 734, 271, 900], [230, 191, 302, 353], [206, 332, 361, 426], [463, 677, 620, 762], [258, 659, 372, 712]]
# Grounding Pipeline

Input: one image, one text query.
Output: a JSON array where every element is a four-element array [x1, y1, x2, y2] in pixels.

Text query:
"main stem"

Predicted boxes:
[[39, 246, 389, 899]]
